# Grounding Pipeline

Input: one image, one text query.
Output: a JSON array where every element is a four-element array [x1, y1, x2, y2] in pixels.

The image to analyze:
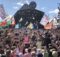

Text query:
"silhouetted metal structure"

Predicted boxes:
[[14, 1, 44, 29]]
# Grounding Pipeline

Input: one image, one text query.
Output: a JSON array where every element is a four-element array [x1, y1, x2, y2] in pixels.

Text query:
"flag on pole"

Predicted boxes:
[[40, 14, 49, 26]]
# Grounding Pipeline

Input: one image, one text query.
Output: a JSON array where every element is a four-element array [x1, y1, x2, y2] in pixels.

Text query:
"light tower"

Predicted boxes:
[[57, 3, 60, 29], [58, 3, 60, 19]]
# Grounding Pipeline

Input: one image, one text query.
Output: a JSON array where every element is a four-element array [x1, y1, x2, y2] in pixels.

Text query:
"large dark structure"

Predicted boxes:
[[14, 1, 44, 29]]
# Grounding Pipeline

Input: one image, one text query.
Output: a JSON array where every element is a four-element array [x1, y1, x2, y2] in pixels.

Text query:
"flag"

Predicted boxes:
[[11, 17, 15, 26], [44, 22, 53, 29], [0, 17, 2, 22], [27, 23, 34, 29], [40, 14, 49, 26], [15, 24, 19, 28], [1, 20, 7, 26], [7, 20, 12, 25], [3, 15, 12, 26], [0, 17, 3, 26]]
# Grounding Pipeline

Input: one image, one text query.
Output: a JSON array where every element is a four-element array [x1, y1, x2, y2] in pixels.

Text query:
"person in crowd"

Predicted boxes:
[[24, 48, 32, 57], [31, 47, 36, 57], [23, 34, 30, 48], [44, 31, 51, 52], [10, 46, 16, 57], [15, 43, 24, 57], [57, 45, 60, 57], [52, 49, 58, 57], [6, 50, 11, 57], [37, 49, 43, 57], [0, 45, 6, 57], [31, 32, 37, 47]]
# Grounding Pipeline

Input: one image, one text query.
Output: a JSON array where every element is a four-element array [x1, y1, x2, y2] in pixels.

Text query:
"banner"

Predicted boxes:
[[40, 14, 49, 26]]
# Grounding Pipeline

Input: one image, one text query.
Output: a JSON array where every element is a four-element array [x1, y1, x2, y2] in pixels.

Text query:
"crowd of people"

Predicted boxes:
[[0, 28, 60, 57]]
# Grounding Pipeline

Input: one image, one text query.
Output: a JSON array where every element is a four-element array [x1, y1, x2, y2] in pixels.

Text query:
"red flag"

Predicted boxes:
[[1, 20, 7, 26]]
